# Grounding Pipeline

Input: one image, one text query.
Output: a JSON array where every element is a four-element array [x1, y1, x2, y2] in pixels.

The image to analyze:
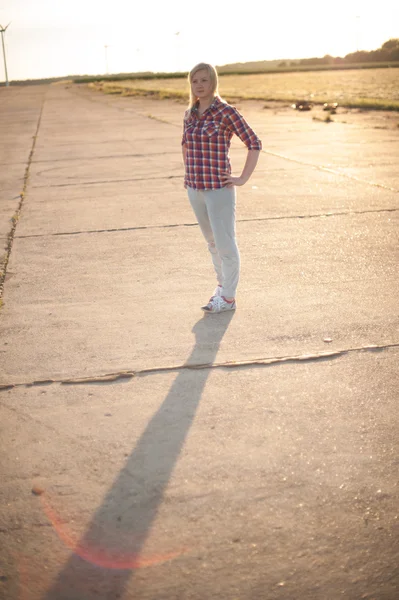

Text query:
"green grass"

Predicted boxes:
[[73, 61, 399, 84], [87, 67, 399, 111], [88, 81, 187, 101], [217, 61, 399, 75]]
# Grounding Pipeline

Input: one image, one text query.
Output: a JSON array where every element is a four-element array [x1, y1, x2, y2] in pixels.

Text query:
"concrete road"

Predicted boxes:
[[0, 83, 398, 600]]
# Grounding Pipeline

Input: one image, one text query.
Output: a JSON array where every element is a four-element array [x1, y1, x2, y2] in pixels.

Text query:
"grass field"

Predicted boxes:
[[89, 67, 399, 110]]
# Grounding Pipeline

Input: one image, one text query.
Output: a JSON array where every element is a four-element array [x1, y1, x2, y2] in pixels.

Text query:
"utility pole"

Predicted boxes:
[[0, 22, 10, 86], [174, 32, 180, 73], [104, 45, 109, 75], [355, 15, 360, 52]]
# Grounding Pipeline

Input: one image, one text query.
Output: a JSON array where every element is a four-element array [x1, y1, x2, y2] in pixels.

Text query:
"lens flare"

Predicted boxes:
[[40, 494, 185, 570]]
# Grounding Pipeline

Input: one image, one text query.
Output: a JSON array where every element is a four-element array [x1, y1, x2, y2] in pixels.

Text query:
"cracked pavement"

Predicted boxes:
[[0, 83, 398, 600]]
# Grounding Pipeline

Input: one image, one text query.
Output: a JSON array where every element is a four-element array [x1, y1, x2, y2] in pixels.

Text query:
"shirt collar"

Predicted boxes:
[[191, 96, 221, 117]]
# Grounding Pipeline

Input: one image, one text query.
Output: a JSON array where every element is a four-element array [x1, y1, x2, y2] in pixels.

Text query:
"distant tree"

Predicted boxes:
[[344, 50, 369, 63], [344, 39, 399, 63], [300, 55, 336, 66], [381, 39, 399, 60], [278, 61, 287, 67], [381, 38, 399, 51], [389, 47, 399, 60]]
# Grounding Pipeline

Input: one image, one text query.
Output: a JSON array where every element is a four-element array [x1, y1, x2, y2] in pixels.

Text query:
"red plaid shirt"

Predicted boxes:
[[182, 97, 262, 190]]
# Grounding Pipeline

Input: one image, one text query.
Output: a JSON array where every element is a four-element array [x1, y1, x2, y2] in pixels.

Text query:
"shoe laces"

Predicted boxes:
[[209, 295, 225, 310]]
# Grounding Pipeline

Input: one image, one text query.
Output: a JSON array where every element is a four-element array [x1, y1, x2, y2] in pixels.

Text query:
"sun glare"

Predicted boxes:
[[1, 1, 398, 90]]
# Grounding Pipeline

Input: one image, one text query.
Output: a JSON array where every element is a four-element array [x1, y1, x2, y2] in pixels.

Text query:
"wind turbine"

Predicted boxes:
[[104, 44, 109, 75], [0, 22, 10, 86]]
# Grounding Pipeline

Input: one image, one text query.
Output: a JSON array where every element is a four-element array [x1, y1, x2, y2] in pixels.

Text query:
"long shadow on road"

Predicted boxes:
[[43, 312, 234, 599]]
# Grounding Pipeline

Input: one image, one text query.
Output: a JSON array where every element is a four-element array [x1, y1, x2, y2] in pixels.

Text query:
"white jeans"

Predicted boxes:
[[187, 186, 240, 298]]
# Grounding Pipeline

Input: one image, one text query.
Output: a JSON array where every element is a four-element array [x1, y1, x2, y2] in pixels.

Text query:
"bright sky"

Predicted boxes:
[[0, 0, 398, 81]]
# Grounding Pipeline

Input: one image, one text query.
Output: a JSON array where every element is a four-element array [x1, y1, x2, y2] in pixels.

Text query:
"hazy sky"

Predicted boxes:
[[0, 0, 398, 81]]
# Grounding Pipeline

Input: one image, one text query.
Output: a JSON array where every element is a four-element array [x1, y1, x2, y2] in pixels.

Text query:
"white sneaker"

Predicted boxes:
[[203, 285, 222, 306], [213, 284, 223, 298], [202, 295, 236, 313]]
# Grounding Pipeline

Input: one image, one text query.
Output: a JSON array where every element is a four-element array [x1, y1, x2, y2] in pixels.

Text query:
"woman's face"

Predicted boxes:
[[191, 69, 214, 102]]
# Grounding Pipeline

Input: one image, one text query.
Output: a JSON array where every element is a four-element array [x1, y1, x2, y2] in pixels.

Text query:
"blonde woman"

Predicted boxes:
[[182, 63, 262, 313]]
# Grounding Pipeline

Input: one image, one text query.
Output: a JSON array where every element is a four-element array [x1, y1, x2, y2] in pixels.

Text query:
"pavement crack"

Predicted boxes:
[[67, 85, 181, 127], [0, 523, 52, 533], [262, 149, 399, 193], [31, 174, 181, 189], [1, 342, 397, 390], [16, 223, 198, 238], [14, 207, 398, 239], [31, 151, 176, 164], [146, 114, 180, 127], [135, 342, 398, 377], [0, 94, 45, 299]]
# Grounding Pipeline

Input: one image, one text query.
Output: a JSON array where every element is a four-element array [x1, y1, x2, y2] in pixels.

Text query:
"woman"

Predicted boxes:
[[182, 62, 262, 313]]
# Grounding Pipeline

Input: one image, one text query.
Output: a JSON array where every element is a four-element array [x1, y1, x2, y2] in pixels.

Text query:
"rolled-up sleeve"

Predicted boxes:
[[182, 110, 190, 145], [225, 107, 262, 151], [181, 121, 187, 146]]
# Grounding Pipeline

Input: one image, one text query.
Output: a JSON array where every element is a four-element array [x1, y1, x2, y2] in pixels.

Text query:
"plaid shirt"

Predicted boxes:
[[182, 97, 262, 190]]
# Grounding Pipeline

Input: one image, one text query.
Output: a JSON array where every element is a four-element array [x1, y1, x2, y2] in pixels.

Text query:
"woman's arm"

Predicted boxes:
[[221, 149, 260, 188], [182, 143, 187, 166]]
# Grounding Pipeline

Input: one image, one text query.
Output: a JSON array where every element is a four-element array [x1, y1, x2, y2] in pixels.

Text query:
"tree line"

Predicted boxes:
[[291, 39, 399, 67]]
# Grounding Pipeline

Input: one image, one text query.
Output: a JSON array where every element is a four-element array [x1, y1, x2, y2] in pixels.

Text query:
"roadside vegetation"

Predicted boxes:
[[4, 38, 398, 111], [88, 67, 399, 111], [83, 39, 399, 111]]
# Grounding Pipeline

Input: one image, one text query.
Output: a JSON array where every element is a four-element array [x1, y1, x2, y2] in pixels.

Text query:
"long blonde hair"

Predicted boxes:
[[187, 63, 220, 111]]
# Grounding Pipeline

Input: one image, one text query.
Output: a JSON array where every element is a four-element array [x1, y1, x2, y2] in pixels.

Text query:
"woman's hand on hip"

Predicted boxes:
[[221, 172, 246, 188]]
